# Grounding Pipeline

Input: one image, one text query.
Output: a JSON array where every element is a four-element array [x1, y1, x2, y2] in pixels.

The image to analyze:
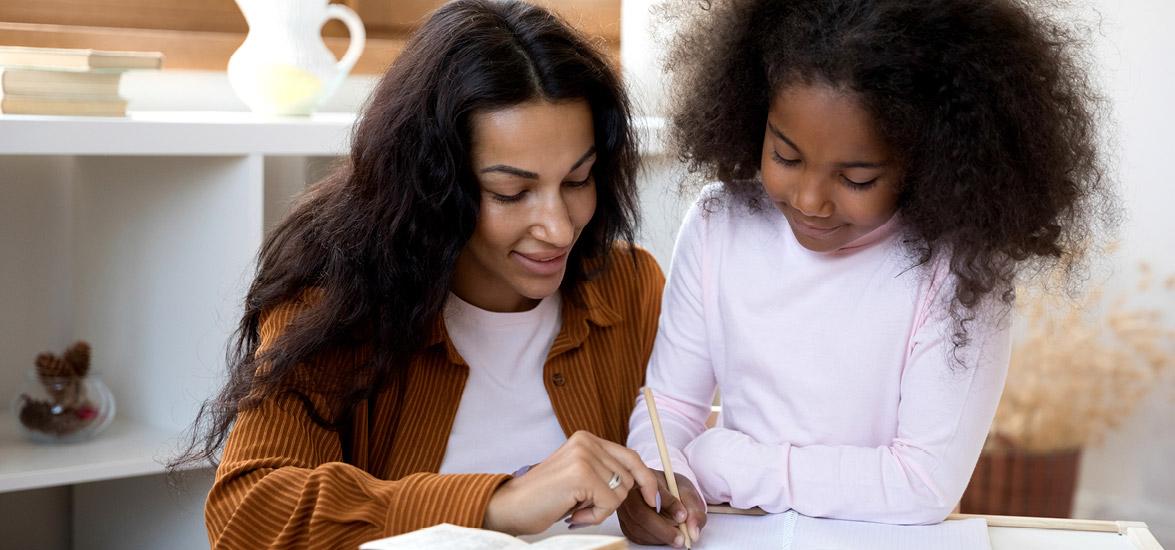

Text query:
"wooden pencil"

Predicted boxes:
[[643, 387, 693, 549]]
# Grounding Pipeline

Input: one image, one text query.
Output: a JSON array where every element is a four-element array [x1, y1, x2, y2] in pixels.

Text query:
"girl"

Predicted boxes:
[[622, 0, 1109, 538], [171, 1, 676, 547]]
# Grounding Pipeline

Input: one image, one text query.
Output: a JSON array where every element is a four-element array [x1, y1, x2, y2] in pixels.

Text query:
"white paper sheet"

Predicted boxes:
[[792, 514, 990, 550], [524, 512, 797, 550], [526, 511, 990, 550]]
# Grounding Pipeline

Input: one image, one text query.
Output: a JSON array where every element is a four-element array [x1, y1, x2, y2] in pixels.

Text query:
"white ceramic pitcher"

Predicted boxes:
[[228, 0, 366, 115]]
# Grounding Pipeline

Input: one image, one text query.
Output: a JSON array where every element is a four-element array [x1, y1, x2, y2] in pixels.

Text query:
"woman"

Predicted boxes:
[[171, 1, 678, 547]]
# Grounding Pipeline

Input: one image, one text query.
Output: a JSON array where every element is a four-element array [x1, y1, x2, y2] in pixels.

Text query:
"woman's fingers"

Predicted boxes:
[[591, 436, 661, 508], [489, 431, 669, 533], [554, 432, 634, 525]]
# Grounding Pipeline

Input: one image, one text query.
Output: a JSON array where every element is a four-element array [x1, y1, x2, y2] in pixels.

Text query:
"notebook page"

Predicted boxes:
[[792, 515, 990, 550], [529, 511, 800, 550], [360, 523, 525, 550]]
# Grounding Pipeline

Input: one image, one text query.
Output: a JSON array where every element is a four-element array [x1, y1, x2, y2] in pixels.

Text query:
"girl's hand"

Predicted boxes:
[[617, 471, 707, 547], [483, 431, 660, 535]]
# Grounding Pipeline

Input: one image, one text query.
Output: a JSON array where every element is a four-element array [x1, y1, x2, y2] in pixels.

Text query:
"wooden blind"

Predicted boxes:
[[0, 0, 619, 74]]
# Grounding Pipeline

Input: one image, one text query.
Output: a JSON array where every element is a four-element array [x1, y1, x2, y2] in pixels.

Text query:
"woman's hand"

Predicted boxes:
[[483, 431, 660, 535], [617, 471, 707, 547]]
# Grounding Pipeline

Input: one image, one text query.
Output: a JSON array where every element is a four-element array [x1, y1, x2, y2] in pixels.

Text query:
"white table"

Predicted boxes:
[[524, 512, 1164, 549]]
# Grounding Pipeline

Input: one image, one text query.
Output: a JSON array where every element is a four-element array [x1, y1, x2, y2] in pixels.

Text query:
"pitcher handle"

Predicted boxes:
[[326, 3, 366, 78]]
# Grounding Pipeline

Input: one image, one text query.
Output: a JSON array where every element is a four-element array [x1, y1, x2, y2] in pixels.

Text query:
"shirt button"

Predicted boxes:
[[552, 372, 566, 386]]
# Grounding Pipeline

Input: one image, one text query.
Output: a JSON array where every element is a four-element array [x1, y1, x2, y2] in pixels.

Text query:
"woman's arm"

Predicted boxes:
[[208, 296, 663, 548], [205, 299, 516, 549], [206, 393, 510, 549]]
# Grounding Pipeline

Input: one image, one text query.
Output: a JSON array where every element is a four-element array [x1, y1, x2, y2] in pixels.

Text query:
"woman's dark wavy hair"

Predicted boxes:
[[663, 0, 1114, 355], [172, 0, 638, 469]]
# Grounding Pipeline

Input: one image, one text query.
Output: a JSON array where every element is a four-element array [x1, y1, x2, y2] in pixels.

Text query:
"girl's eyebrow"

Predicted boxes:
[[479, 145, 597, 179], [767, 121, 888, 169], [767, 121, 804, 155]]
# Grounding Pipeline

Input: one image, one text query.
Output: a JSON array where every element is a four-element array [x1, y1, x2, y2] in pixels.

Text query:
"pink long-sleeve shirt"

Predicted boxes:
[[628, 187, 1012, 525]]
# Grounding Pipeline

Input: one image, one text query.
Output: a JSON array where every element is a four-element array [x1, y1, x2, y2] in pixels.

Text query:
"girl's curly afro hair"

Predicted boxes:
[[662, 0, 1116, 353]]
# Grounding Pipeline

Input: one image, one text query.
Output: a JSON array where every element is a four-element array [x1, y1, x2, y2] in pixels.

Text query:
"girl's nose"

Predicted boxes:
[[790, 172, 833, 218]]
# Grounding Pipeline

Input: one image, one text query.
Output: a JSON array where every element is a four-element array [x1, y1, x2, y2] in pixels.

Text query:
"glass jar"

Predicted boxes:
[[11, 369, 116, 443]]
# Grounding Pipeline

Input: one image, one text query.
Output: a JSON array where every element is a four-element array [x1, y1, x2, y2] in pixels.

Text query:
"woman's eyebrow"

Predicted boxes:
[[479, 165, 539, 179], [568, 145, 597, 171], [479, 145, 597, 179]]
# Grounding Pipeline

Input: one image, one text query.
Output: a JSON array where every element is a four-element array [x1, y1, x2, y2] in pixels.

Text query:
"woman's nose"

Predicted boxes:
[[531, 196, 574, 247]]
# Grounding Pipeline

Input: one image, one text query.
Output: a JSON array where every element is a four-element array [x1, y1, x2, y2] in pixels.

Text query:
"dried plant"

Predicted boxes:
[[987, 261, 1175, 453], [19, 340, 97, 436]]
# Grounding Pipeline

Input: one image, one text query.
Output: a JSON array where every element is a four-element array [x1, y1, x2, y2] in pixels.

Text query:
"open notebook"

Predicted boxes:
[[524, 510, 991, 550], [361, 523, 627, 549]]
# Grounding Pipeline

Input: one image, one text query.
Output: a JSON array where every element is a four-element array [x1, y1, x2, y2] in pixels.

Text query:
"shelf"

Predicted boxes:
[[0, 414, 184, 493], [0, 111, 668, 158], [0, 111, 356, 156]]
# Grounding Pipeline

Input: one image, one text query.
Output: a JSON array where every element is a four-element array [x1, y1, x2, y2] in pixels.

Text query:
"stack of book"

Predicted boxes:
[[0, 46, 163, 117]]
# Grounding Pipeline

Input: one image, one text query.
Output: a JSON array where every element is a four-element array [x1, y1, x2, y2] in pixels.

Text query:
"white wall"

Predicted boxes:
[[1070, 0, 1175, 544]]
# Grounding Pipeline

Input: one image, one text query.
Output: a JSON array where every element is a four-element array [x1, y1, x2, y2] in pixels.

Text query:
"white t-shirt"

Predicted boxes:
[[438, 292, 568, 474]]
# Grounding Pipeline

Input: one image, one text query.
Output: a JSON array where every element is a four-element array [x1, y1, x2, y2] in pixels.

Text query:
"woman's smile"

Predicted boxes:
[[512, 248, 570, 276]]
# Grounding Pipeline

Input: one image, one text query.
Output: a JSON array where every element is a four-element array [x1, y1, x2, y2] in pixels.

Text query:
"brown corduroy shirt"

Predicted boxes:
[[205, 247, 665, 549]]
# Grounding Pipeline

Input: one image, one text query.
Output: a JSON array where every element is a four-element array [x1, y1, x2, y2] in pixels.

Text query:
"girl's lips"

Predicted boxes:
[[777, 202, 844, 239], [512, 250, 569, 276], [791, 218, 844, 239]]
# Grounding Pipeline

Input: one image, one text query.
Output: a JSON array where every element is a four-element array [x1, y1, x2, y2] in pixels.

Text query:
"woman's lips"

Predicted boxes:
[[512, 250, 569, 276]]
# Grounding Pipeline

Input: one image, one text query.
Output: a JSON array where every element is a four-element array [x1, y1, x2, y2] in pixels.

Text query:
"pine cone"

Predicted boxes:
[[35, 352, 71, 379], [64, 341, 91, 377]]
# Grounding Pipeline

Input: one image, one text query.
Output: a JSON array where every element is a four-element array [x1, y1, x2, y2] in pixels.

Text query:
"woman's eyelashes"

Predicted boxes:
[[490, 190, 526, 203], [565, 174, 594, 188], [770, 150, 880, 190], [488, 175, 594, 204]]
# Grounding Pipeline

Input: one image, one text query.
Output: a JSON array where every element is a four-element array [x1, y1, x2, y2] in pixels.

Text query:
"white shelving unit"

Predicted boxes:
[[0, 111, 677, 549], [0, 112, 353, 549]]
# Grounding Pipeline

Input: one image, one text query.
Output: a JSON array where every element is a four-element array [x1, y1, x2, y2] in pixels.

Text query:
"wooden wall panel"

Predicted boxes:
[[0, 0, 619, 73]]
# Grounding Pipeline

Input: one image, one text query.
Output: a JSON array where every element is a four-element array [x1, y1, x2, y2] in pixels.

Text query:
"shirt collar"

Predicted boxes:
[[426, 274, 620, 363]]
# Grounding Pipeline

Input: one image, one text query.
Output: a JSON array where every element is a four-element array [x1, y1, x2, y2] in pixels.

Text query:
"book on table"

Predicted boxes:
[[360, 523, 627, 550], [0, 46, 163, 72]]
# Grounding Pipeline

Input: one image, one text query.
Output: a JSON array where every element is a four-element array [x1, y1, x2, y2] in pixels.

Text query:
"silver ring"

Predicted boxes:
[[607, 472, 622, 490]]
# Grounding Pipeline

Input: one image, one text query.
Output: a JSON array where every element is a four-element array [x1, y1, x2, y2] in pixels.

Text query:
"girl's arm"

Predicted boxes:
[[627, 202, 717, 493], [682, 300, 1012, 524]]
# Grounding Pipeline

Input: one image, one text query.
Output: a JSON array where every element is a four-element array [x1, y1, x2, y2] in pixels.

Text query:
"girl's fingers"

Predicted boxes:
[[676, 476, 708, 529], [639, 503, 686, 543], [659, 490, 689, 524], [618, 516, 661, 544]]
